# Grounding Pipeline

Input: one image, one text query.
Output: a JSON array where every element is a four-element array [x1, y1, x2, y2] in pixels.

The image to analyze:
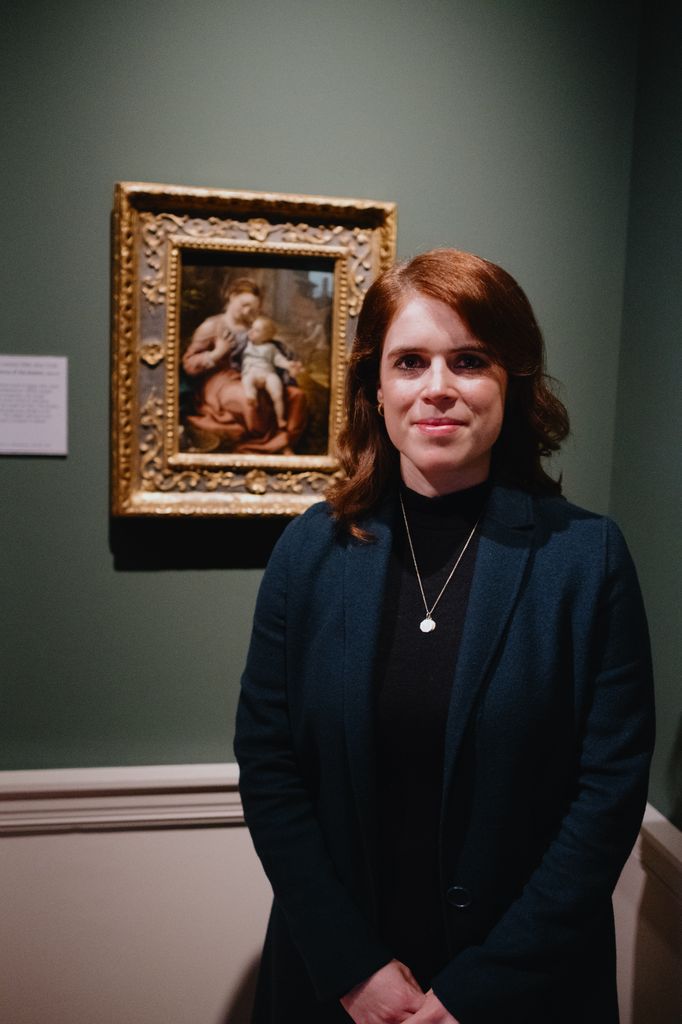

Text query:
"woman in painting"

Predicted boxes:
[[182, 277, 307, 453], [234, 249, 654, 1024]]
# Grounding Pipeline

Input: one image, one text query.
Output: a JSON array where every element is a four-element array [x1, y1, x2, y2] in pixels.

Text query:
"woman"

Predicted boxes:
[[235, 249, 654, 1023], [182, 277, 307, 453]]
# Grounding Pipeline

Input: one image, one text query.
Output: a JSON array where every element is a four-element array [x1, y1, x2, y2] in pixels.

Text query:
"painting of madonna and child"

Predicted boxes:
[[179, 255, 335, 457]]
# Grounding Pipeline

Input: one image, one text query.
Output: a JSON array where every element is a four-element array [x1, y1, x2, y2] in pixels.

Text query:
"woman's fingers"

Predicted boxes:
[[400, 989, 460, 1023], [340, 959, 425, 1023]]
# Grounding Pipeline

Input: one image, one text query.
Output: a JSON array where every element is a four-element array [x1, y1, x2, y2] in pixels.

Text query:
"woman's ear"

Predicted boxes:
[[377, 386, 384, 405]]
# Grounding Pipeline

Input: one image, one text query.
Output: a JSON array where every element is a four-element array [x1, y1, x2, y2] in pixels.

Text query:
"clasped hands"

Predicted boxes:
[[340, 959, 460, 1024]]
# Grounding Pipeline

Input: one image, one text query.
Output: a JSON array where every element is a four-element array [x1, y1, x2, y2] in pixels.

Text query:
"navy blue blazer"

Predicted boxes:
[[235, 486, 654, 1024]]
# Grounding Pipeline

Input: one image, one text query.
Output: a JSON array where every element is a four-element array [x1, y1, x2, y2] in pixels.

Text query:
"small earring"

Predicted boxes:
[[377, 401, 384, 418]]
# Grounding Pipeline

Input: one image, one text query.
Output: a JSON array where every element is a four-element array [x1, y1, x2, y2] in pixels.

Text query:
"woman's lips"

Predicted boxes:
[[415, 418, 465, 433]]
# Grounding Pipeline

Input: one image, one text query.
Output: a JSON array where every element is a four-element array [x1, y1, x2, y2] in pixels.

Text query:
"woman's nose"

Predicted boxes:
[[423, 360, 457, 401]]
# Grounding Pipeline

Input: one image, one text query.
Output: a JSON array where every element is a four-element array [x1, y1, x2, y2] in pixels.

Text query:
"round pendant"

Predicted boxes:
[[420, 617, 436, 633]]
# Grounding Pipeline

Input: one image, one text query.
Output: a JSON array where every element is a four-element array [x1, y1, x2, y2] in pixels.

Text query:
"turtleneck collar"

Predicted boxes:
[[399, 478, 491, 530]]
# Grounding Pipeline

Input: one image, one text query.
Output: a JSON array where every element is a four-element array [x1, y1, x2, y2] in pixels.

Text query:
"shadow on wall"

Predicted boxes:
[[222, 956, 260, 1024], [109, 516, 288, 570], [668, 715, 682, 832]]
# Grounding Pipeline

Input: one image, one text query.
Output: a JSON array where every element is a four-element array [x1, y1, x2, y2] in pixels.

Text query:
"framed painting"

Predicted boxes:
[[111, 182, 397, 516]]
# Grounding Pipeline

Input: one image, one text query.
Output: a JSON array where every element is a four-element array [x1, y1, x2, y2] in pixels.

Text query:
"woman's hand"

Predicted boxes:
[[401, 989, 460, 1023], [340, 959, 425, 1023]]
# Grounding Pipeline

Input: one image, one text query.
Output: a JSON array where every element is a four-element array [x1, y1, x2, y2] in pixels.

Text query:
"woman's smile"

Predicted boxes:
[[415, 417, 466, 433]]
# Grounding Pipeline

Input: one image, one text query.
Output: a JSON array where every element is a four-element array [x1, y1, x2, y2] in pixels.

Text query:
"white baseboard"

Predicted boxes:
[[0, 764, 680, 904], [637, 803, 682, 901], [1, 766, 680, 1024], [0, 763, 242, 833]]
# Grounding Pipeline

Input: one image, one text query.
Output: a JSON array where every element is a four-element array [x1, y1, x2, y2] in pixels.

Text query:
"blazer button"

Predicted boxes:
[[446, 885, 472, 909]]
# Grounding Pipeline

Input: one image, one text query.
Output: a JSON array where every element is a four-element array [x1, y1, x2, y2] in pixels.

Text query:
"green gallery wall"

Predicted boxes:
[[1, 1, 679, 824], [610, 1, 682, 827]]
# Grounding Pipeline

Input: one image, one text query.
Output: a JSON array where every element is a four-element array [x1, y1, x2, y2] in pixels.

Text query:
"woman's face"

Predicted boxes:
[[377, 293, 507, 496], [225, 290, 260, 326]]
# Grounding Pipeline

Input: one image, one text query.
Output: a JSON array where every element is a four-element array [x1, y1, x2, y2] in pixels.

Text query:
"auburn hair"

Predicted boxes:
[[326, 249, 569, 538]]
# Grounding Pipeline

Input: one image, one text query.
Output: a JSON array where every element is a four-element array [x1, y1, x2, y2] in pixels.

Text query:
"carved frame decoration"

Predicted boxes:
[[111, 182, 397, 516]]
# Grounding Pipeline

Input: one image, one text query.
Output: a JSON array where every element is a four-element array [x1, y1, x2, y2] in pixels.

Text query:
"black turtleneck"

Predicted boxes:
[[374, 480, 490, 988]]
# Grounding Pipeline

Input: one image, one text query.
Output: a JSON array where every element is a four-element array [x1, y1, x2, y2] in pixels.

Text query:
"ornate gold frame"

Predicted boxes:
[[111, 182, 397, 516]]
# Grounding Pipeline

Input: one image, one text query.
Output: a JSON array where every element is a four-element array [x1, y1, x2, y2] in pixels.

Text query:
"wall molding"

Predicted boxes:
[[0, 763, 243, 833], [637, 802, 682, 903], [1, 763, 681, 903]]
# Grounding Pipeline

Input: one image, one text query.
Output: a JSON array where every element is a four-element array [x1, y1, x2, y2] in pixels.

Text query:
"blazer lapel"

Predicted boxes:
[[343, 498, 395, 869], [441, 486, 535, 806]]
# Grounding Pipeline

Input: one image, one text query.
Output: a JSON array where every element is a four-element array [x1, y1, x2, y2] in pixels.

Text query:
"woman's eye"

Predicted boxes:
[[454, 352, 487, 370], [395, 354, 424, 370]]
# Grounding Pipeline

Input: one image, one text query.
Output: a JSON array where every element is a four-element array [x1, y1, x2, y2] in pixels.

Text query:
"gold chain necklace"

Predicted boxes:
[[399, 493, 481, 634]]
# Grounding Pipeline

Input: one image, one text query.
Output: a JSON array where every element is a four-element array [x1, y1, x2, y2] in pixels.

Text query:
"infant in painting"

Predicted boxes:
[[241, 316, 302, 430]]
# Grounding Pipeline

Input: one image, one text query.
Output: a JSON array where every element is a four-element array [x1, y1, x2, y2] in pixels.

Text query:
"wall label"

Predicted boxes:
[[0, 355, 68, 455]]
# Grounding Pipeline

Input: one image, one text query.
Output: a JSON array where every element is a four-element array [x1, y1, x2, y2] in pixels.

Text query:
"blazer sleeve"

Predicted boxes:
[[234, 516, 393, 1002], [432, 517, 656, 1024]]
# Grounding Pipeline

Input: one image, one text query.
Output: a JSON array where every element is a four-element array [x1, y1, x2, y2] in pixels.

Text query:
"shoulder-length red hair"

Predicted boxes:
[[327, 248, 569, 538]]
